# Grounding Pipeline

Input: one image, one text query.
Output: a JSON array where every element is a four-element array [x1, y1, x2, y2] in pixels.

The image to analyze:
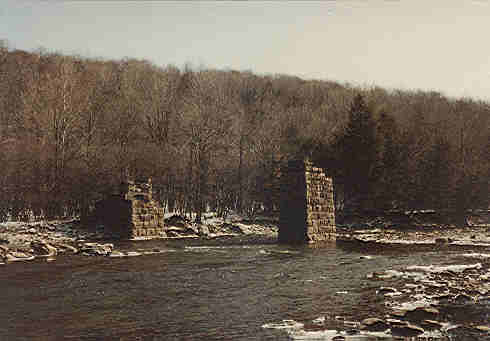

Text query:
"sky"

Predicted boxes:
[[2, 1, 490, 101]]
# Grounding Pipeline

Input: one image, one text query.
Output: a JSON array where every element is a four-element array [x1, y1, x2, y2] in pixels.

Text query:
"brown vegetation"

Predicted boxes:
[[0, 40, 488, 223]]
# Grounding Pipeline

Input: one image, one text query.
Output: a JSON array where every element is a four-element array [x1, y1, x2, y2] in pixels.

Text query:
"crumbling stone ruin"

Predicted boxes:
[[279, 159, 336, 244], [94, 178, 165, 239]]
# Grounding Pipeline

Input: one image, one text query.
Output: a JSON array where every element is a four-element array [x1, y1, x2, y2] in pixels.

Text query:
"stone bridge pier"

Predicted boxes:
[[94, 178, 165, 239], [279, 159, 336, 244]]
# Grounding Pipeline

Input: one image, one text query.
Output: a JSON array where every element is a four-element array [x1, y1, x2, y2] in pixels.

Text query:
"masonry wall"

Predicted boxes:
[[95, 178, 165, 239], [129, 193, 165, 238], [279, 159, 335, 244]]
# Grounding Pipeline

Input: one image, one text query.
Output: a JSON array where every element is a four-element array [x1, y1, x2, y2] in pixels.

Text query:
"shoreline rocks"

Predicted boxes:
[[0, 215, 279, 264], [0, 219, 103, 263], [80, 242, 114, 256], [357, 256, 490, 339], [337, 223, 490, 250]]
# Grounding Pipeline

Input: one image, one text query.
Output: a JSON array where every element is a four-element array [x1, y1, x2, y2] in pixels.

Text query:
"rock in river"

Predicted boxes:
[[474, 325, 490, 333], [0, 245, 8, 260], [376, 287, 398, 295], [80, 243, 113, 256], [400, 306, 439, 322], [5, 251, 35, 262], [30, 241, 57, 257], [391, 323, 425, 337], [420, 319, 444, 330], [360, 318, 389, 332]]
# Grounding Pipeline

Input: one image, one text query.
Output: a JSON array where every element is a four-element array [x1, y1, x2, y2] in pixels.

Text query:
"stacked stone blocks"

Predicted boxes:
[[96, 178, 165, 239], [279, 159, 335, 244]]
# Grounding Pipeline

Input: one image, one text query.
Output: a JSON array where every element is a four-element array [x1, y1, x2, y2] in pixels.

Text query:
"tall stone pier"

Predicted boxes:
[[279, 159, 336, 244]]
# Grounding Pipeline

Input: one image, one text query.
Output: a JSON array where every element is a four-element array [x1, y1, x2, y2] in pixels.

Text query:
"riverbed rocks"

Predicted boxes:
[[390, 322, 425, 337], [399, 306, 439, 321], [80, 242, 113, 256], [337, 223, 490, 250], [376, 287, 398, 295], [420, 319, 445, 330], [295, 248, 489, 339], [361, 257, 490, 338], [0, 244, 8, 259], [0, 220, 98, 263], [359, 317, 425, 336], [161, 214, 278, 239], [30, 241, 58, 257], [360, 318, 389, 332], [0, 214, 279, 264], [5, 251, 35, 262], [164, 215, 191, 228]]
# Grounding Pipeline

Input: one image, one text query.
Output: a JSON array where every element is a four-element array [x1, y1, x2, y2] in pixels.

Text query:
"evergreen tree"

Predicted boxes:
[[373, 111, 403, 210], [338, 94, 378, 212], [422, 136, 453, 210]]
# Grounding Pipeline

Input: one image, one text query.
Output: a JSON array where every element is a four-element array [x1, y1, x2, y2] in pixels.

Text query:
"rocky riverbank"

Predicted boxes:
[[0, 214, 279, 264], [336, 210, 490, 249], [262, 214, 490, 340], [0, 220, 112, 263], [275, 252, 490, 340], [263, 249, 490, 340], [359, 258, 490, 339], [2, 211, 490, 264]]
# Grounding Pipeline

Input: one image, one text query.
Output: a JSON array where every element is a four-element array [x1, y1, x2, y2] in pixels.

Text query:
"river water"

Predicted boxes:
[[1, 239, 488, 340]]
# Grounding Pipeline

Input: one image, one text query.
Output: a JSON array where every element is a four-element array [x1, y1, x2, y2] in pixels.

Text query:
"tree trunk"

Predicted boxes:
[[237, 135, 244, 213]]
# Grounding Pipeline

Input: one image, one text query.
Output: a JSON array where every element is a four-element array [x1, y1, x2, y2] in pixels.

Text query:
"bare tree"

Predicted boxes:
[[177, 69, 233, 222], [21, 53, 89, 216]]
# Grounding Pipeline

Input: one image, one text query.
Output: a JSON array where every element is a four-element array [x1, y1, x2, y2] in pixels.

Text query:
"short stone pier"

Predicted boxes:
[[279, 159, 336, 244], [94, 178, 165, 239]]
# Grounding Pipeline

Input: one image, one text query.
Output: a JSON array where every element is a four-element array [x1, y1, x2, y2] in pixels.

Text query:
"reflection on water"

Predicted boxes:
[[0, 239, 486, 340]]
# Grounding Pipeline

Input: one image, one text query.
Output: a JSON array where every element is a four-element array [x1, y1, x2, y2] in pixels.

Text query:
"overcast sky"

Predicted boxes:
[[2, 1, 490, 100]]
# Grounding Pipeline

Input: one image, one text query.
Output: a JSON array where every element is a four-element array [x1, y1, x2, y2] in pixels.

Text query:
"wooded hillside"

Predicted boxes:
[[0, 41, 488, 222]]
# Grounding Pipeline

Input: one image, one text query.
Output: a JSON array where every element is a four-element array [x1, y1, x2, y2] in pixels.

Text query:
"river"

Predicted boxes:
[[1, 239, 488, 340]]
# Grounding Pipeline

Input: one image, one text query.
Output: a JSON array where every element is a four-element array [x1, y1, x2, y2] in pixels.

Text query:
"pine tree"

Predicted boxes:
[[423, 136, 453, 211], [374, 112, 403, 210], [338, 94, 378, 212]]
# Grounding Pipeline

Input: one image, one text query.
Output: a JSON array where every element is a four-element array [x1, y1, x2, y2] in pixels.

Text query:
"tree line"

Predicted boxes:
[[0, 41, 488, 223]]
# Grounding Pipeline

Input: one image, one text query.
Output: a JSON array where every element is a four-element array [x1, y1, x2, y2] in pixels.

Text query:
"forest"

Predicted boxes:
[[0, 40, 488, 223]]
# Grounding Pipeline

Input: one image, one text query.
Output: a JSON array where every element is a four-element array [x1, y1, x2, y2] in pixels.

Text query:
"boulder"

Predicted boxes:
[[446, 325, 472, 338], [391, 323, 424, 337], [386, 319, 406, 328], [421, 319, 444, 330], [332, 336, 345, 341], [166, 226, 196, 236], [57, 243, 78, 254], [30, 241, 57, 257], [0, 243, 6, 250], [453, 293, 473, 303], [0, 244, 8, 258], [403, 306, 439, 321], [474, 325, 490, 333], [166, 230, 182, 238], [6, 251, 35, 262], [220, 223, 244, 234], [80, 243, 113, 256], [377, 287, 398, 295], [345, 329, 359, 335], [360, 318, 389, 332], [198, 225, 210, 236], [164, 215, 191, 228]]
